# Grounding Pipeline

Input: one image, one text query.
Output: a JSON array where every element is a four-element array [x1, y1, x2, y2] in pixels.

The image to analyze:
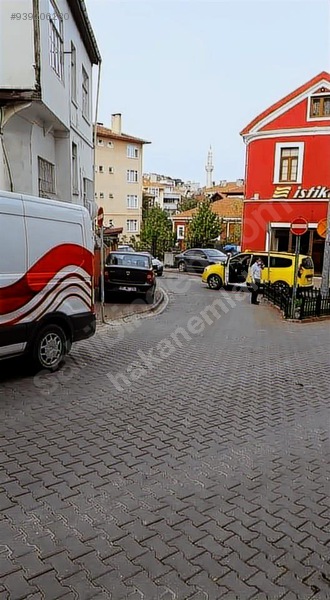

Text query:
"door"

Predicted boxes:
[[228, 254, 251, 283], [0, 195, 27, 356], [191, 250, 208, 272]]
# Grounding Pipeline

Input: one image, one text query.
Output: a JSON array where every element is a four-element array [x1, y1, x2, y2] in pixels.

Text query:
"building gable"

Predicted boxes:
[[241, 72, 330, 138]]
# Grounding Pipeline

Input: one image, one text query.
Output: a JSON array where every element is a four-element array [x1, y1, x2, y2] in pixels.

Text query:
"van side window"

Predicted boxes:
[[270, 257, 292, 268], [0, 213, 26, 277], [252, 255, 269, 267]]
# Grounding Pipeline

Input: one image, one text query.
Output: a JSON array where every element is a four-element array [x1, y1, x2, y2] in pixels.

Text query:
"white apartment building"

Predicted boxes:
[[95, 115, 150, 237], [0, 0, 101, 216]]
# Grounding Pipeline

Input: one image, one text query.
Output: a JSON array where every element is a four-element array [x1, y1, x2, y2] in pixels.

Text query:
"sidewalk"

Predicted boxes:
[[95, 287, 164, 322]]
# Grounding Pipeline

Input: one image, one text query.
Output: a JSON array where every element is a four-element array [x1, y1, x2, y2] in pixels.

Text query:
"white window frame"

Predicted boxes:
[[126, 219, 138, 233], [82, 66, 90, 121], [99, 192, 104, 199], [107, 141, 114, 148], [273, 141, 304, 185], [48, 0, 63, 79], [97, 139, 104, 146], [127, 170, 138, 183], [109, 167, 114, 174], [127, 195, 138, 209], [127, 144, 139, 159], [177, 225, 185, 239], [99, 165, 104, 173], [38, 157, 56, 197], [307, 92, 330, 121], [72, 142, 79, 195]]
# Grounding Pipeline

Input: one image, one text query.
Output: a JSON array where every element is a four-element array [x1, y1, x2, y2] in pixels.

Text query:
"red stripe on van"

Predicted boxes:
[[0, 244, 93, 316]]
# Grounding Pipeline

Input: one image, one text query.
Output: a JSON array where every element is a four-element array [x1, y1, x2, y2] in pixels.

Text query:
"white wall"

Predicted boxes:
[[0, 0, 36, 89]]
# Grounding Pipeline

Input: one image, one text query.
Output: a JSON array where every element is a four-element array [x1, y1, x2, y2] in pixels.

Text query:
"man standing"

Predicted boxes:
[[250, 258, 264, 305]]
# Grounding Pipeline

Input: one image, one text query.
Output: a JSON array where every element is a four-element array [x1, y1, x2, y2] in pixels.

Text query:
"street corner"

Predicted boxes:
[[95, 285, 168, 325]]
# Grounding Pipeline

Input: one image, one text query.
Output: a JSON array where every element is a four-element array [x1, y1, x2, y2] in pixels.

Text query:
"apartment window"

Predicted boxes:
[[109, 167, 114, 174], [127, 170, 138, 183], [72, 142, 78, 194], [99, 192, 104, 199], [38, 157, 55, 197], [279, 148, 299, 182], [48, 0, 63, 79], [127, 219, 138, 233], [127, 144, 139, 159], [310, 95, 330, 118], [97, 139, 104, 146], [177, 225, 185, 239], [109, 193, 114, 199], [107, 141, 114, 148], [83, 177, 93, 208], [127, 195, 138, 209], [70, 42, 76, 102], [99, 165, 104, 173], [273, 142, 304, 184], [82, 66, 90, 120], [95, 192, 98, 198]]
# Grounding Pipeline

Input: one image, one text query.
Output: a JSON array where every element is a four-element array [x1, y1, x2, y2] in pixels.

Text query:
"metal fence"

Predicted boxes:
[[263, 284, 330, 320]]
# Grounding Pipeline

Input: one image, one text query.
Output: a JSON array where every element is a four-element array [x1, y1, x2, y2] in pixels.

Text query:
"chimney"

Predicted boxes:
[[111, 113, 122, 134]]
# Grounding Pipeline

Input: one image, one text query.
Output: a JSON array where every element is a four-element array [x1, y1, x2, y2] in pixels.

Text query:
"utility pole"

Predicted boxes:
[[320, 198, 330, 296]]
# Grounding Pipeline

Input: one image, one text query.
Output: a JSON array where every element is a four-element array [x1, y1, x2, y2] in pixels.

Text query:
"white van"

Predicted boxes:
[[0, 192, 96, 371]]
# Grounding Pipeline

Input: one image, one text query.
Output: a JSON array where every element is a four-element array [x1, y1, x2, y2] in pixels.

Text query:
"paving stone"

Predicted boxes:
[[1, 276, 330, 599]]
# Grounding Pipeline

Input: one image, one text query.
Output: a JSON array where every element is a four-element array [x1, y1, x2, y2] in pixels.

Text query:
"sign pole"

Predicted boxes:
[[97, 207, 105, 323], [320, 199, 330, 296], [267, 221, 271, 284], [291, 234, 300, 319]]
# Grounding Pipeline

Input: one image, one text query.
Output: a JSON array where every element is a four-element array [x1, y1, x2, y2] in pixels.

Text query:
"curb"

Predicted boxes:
[[96, 287, 168, 328]]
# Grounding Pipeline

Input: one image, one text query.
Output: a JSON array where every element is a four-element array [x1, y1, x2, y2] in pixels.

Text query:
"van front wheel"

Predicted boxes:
[[32, 324, 67, 372], [207, 274, 222, 290]]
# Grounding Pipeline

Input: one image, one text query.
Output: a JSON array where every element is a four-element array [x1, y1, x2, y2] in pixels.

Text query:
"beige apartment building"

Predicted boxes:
[[95, 114, 150, 237]]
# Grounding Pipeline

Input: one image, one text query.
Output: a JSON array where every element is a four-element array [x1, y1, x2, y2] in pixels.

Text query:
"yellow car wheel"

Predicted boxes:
[[207, 274, 222, 290]]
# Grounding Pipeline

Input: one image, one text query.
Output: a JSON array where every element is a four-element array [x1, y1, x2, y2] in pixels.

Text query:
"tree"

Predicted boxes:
[[140, 205, 175, 257], [177, 196, 198, 213], [186, 200, 222, 248]]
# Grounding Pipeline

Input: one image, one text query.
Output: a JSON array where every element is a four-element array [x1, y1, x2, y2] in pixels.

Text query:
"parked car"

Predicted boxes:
[[103, 251, 156, 302], [202, 251, 314, 291], [174, 248, 228, 273], [140, 253, 164, 276]]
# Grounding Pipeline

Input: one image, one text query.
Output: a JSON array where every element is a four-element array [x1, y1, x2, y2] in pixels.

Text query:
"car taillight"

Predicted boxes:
[[146, 271, 154, 283]]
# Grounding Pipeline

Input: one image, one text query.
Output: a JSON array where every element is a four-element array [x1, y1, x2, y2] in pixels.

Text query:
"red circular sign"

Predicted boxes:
[[290, 217, 308, 236], [97, 207, 104, 227]]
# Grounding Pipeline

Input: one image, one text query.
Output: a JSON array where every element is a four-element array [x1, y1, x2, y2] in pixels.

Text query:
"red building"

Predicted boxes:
[[240, 71, 330, 274]]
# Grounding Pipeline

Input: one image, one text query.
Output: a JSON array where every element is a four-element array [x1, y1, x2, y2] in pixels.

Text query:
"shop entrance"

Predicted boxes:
[[271, 227, 324, 274]]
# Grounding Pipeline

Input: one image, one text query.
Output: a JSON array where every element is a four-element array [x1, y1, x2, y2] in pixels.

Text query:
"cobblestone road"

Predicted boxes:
[[1, 274, 330, 599]]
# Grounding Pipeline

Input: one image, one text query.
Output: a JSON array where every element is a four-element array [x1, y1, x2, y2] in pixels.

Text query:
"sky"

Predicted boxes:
[[85, 0, 330, 186]]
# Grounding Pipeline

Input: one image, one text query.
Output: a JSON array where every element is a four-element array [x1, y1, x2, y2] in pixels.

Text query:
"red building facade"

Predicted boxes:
[[240, 71, 330, 273]]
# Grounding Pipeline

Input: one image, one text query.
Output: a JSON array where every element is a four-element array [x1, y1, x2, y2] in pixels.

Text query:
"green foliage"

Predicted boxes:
[[186, 200, 222, 248], [177, 196, 198, 213], [140, 205, 175, 257]]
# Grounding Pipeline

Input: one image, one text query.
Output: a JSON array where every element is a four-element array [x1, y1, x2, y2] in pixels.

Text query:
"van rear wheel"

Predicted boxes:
[[273, 280, 290, 294], [32, 324, 67, 372]]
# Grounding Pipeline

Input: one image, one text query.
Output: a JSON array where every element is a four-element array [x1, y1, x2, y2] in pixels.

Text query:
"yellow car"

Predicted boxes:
[[202, 251, 314, 292]]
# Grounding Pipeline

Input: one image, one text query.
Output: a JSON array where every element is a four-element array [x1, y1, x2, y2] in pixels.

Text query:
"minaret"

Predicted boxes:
[[205, 145, 214, 188]]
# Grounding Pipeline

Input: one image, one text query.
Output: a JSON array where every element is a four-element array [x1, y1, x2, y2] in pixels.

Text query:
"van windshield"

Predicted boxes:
[[301, 257, 313, 269]]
